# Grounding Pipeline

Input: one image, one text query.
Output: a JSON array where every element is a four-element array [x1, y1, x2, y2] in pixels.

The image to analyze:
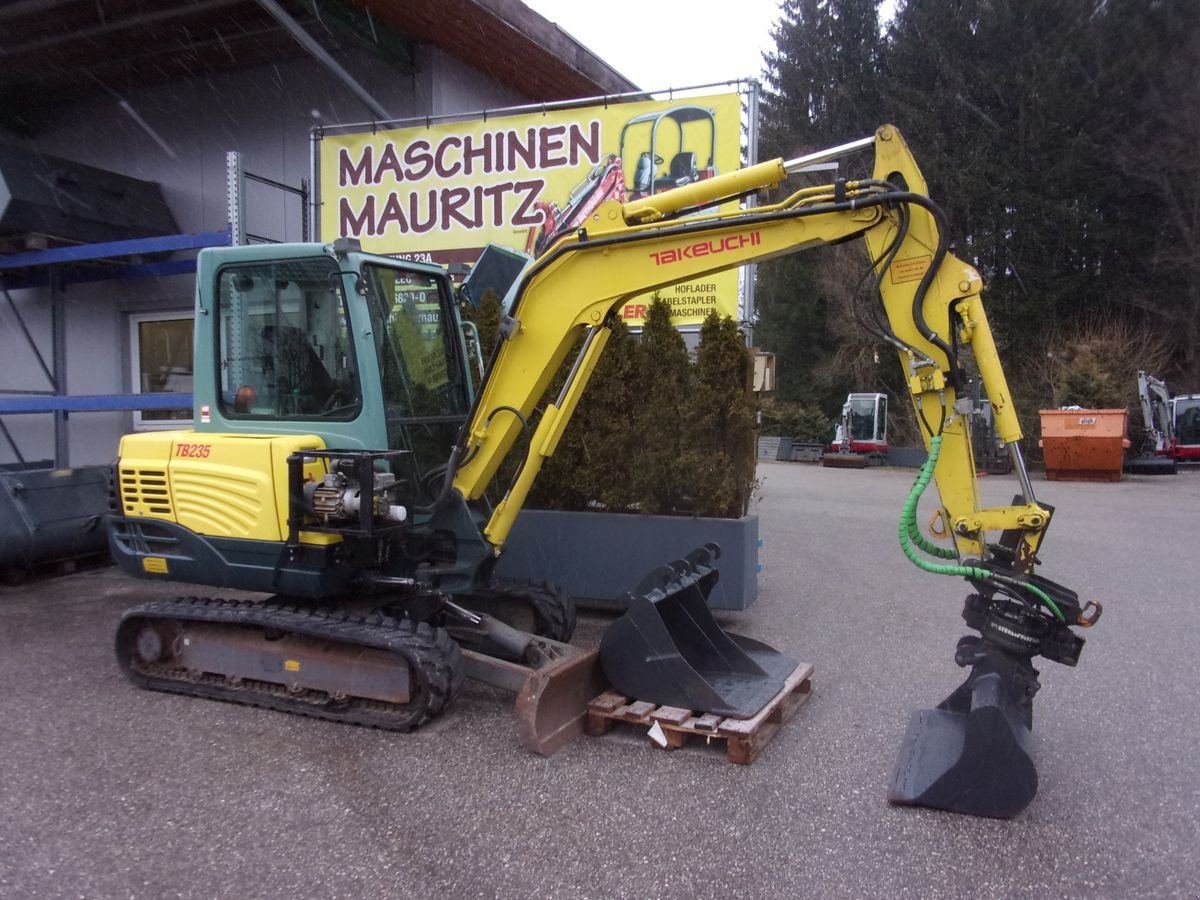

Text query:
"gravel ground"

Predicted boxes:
[[1, 463, 1196, 899]]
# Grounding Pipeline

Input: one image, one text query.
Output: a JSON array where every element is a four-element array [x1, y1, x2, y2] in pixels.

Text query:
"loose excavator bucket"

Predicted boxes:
[[888, 664, 1038, 819], [599, 544, 797, 718]]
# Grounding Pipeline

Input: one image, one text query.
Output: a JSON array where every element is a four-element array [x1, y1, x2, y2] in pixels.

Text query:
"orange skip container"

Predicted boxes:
[[1038, 409, 1130, 482]]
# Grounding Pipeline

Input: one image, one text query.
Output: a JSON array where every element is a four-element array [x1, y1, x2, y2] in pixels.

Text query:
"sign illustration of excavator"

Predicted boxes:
[[525, 105, 718, 257]]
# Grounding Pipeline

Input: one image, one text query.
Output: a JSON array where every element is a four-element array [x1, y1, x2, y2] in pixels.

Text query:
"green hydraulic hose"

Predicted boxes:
[[906, 505, 956, 559], [898, 436, 989, 579], [997, 575, 1064, 624], [899, 434, 1065, 623]]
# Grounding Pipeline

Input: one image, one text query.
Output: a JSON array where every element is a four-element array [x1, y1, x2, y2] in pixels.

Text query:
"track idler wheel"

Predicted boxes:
[[465, 581, 577, 643]]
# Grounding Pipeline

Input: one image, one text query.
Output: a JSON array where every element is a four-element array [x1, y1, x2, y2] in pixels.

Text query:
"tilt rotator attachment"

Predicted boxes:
[[599, 544, 798, 718], [888, 572, 1101, 819], [887, 438, 1102, 818]]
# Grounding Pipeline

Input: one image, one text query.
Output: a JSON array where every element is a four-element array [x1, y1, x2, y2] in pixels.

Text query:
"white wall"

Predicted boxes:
[[0, 45, 529, 468]]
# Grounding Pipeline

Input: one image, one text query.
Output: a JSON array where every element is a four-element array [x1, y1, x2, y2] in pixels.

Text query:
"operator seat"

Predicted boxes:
[[262, 324, 335, 415], [632, 153, 654, 195], [654, 152, 698, 192]]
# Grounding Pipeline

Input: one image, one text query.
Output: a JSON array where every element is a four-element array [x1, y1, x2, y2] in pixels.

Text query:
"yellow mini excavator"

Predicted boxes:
[[108, 126, 1100, 819]]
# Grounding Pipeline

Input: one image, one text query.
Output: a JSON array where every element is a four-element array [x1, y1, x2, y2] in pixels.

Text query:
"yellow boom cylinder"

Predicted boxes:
[[622, 159, 787, 224]]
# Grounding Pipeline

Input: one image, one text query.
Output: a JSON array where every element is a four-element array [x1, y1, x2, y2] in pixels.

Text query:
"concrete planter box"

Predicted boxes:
[[494, 509, 760, 611]]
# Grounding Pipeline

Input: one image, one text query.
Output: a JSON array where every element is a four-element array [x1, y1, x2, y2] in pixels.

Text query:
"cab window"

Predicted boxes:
[[216, 257, 361, 419], [361, 265, 470, 493]]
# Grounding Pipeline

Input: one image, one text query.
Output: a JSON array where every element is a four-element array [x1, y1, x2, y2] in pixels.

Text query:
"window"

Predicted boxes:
[[361, 265, 470, 494], [129, 311, 193, 430], [1176, 397, 1200, 447], [363, 266, 467, 421], [847, 395, 886, 443], [216, 256, 361, 420]]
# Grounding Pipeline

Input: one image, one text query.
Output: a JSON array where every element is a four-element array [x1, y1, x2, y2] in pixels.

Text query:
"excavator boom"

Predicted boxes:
[[445, 125, 1098, 818], [454, 126, 1041, 567]]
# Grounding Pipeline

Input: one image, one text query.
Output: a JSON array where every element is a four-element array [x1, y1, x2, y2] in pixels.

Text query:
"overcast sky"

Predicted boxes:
[[519, 0, 785, 93]]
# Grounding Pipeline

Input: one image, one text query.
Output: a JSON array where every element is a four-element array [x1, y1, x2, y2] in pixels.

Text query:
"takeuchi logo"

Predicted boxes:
[[649, 232, 761, 265]]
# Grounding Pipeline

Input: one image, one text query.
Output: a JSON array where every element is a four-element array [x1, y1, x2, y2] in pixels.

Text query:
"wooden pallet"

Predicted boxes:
[[585, 662, 814, 765]]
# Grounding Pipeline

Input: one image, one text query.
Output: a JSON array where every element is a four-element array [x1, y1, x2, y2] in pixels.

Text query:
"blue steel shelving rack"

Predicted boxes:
[[0, 151, 310, 467]]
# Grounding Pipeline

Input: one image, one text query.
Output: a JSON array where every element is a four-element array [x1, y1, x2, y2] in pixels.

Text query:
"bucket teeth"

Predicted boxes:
[[599, 543, 797, 719]]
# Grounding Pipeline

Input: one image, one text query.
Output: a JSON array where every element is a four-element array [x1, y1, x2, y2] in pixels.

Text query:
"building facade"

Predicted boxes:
[[0, 0, 635, 468]]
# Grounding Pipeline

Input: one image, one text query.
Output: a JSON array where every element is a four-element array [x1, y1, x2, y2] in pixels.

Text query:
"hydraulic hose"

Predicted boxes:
[[906, 511, 957, 560], [898, 435, 1065, 623], [898, 436, 985, 575]]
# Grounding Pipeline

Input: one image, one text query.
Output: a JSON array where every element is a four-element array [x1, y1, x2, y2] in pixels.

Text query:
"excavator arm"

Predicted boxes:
[[449, 125, 1100, 818], [1137, 370, 1174, 454], [453, 125, 1045, 569]]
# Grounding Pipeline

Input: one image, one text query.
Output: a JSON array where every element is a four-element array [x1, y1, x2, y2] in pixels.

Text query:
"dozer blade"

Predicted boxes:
[[822, 452, 868, 469], [461, 640, 607, 756], [599, 544, 797, 719], [514, 645, 607, 754], [888, 671, 1038, 819]]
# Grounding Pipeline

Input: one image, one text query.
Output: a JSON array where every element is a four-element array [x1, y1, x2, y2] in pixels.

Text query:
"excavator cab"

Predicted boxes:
[[209, 243, 474, 502], [1173, 395, 1200, 459], [111, 241, 492, 597], [826, 392, 888, 467]]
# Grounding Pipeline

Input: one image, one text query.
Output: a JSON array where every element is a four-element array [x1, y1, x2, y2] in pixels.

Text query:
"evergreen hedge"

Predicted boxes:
[[463, 296, 758, 519]]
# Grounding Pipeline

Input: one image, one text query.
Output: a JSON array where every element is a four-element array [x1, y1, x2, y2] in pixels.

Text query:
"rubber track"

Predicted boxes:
[[116, 596, 465, 731]]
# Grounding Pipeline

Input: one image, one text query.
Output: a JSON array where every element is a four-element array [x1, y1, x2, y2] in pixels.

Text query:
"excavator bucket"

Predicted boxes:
[[599, 544, 797, 718], [888, 668, 1038, 819]]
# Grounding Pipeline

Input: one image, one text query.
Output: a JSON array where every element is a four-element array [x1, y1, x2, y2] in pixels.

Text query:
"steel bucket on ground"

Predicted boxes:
[[599, 544, 796, 719]]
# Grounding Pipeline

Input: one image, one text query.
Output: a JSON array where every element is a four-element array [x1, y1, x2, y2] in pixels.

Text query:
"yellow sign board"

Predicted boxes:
[[318, 92, 744, 327]]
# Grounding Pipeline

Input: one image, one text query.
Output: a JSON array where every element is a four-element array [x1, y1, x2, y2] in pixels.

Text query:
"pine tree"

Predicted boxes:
[[1101, 0, 1200, 384], [686, 312, 758, 518], [630, 298, 694, 514], [881, 0, 1200, 390], [755, 0, 1200, 419], [529, 318, 640, 512], [755, 0, 887, 410], [882, 0, 1114, 337], [760, 0, 885, 158]]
